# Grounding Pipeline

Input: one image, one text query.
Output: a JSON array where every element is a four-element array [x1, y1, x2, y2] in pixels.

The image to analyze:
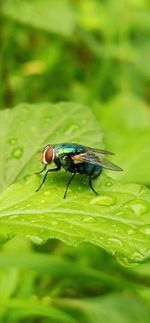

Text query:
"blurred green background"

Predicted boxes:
[[1, 0, 150, 322]]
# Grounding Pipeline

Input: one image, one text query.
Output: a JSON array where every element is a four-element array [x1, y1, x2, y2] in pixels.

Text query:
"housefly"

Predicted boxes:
[[36, 143, 123, 198]]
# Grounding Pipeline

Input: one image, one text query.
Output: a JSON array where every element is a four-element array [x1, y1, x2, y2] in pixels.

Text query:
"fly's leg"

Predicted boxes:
[[64, 173, 76, 199], [89, 176, 98, 195], [35, 165, 47, 175], [36, 166, 61, 192]]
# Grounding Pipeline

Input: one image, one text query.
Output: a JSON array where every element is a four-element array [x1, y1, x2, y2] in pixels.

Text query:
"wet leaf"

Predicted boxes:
[[0, 102, 103, 191], [0, 102, 149, 266], [0, 174, 149, 266]]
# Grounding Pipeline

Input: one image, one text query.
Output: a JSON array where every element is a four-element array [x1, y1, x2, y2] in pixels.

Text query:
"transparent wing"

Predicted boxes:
[[86, 147, 115, 155], [72, 152, 123, 171]]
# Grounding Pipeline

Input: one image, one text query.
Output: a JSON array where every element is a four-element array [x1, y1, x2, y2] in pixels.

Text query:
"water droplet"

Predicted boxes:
[[40, 199, 45, 204], [108, 238, 123, 247], [127, 229, 135, 235], [132, 251, 145, 262], [9, 137, 17, 145], [116, 254, 135, 267], [116, 210, 126, 217], [12, 147, 23, 159], [140, 225, 150, 235], [124, 199, 149, 216], [44, 191, 50, 196], [90, 194, 115, 206], [105, 181, 113, 187], [27, 235, 44, 245], [51, 220, 57, 226], [82, 216, 96, 223]]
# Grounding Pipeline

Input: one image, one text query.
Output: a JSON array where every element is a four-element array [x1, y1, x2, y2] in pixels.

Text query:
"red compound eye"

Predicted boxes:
[[40, 145, 54, 164], [45, 146, 53, 164]]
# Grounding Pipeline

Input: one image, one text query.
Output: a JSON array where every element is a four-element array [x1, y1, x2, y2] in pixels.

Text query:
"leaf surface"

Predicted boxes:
[[0, 174, 149, 266], [0, 102, 103, 191], [0, 102, 150, 266]]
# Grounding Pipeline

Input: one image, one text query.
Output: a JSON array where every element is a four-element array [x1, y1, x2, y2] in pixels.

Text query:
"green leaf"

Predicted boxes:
[[0, 102, 150, 266], [0, 252, 141, 290], [0, 174, 150, 266], [2, 0, 75, 36], [0, 102, 103, 191], [55, 294, 150, 323], [0, 298, 75, 323], [93, 93, 150, 184]]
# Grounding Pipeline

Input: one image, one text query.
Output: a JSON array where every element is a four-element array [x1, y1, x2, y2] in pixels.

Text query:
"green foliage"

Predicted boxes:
[[2, 0, 75, 36], [55, 294, 150, 323], [0, 102, 103, 190], [1, 173, 150, 265], [1, 0, 150, 322], [0, 103, 149, 266], [93, 93, 150, 183]]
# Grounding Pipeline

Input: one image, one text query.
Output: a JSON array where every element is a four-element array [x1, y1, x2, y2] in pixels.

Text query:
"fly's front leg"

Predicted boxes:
[[35, 165, 47, 175], [36, 166, 61, 192]]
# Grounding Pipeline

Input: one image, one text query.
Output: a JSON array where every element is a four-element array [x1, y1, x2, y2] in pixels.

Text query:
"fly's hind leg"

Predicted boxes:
[[89, 176, 98, 195]]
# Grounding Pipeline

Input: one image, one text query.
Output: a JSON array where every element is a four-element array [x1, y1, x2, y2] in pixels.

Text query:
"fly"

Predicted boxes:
[[36, 143, 123, 198]]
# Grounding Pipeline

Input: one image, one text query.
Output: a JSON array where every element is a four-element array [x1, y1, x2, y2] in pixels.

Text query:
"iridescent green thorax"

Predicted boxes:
[[54, 143, 85, 158]]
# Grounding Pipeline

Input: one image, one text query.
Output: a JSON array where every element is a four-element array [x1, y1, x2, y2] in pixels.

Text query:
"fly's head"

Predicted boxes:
[[40, 145, 55, 165]]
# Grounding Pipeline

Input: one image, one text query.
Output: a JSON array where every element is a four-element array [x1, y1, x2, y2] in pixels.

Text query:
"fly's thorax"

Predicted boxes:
[[40, 145, 55, 165]]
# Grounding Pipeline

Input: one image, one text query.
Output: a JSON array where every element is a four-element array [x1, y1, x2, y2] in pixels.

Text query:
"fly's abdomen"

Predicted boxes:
[[78, 163, 102, 178], [91, 164, 102, 179]]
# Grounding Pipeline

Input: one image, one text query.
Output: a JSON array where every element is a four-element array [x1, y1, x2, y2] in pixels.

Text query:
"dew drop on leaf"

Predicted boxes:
[[140, 225, 150, 235], [127, 229, 135, 235], [27, 235, 45, 244], [132, 251, 146, 262], [124, 199, 149, 216], [12, 147, 23, 159], [44, 191, 50, 196], [51, 220, 58, 226], [82, 216, 96, 223], [116, 254, 135, 267], [108, 238, 123, 247], [90, 194, 116, 206], [105, 181, 113, 187], [9, 137, 17, 145]]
